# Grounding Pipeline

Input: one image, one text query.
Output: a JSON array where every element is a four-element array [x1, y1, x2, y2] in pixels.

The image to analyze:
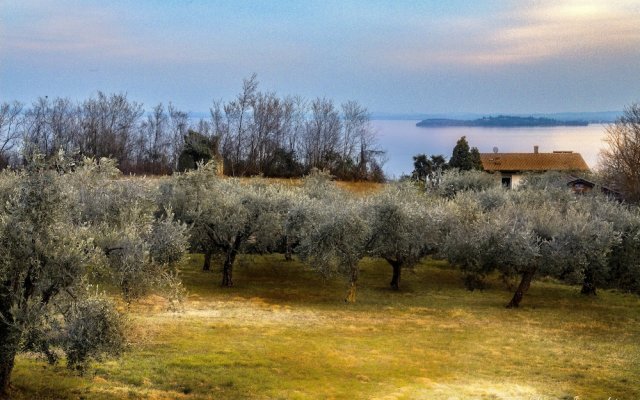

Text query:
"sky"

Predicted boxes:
[[1, 0, 640, 115]]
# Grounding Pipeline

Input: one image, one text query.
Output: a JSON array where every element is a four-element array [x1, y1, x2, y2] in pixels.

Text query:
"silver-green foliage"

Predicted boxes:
[[366, 182, 439, 289], [439, 183, 636, 304], [0, 155, 189, 393], [435, 169, 499, 198], [0, 157, 117, 390], [62, 295, 127, 372], [295, 195, 370, 302], [165, 161, 289, 286], [439, 192, 496, 289], [70, 158, 188, 303]]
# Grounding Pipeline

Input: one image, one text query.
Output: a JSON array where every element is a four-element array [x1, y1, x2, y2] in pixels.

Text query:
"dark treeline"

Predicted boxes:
[[0, 74, 385, 180]]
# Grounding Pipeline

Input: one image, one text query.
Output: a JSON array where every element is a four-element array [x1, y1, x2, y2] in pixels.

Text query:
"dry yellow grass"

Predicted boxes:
[[237, 176, 385, 194], [9, 255, 640, 399], [335, 180, 385, 194]]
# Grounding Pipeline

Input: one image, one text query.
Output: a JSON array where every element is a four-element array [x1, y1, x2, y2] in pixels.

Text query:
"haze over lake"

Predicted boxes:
[[373, 120, 609, 179]]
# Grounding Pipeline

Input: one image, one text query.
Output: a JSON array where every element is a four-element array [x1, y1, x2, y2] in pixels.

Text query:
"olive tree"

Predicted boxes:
[[366, 183, 439, 290], [0, 157, 107, 393], [439, 192, 499, 290], [606, 207, 640, 293], [295, 197, 370, 302], [494, 202, 553, 308], [487, 188, 571, 308], [286, 171, 370, 301], [164, 162, 288, 286], [0, 155, 189, 395], [434, 169, 499, 198], [550, 205, 618, 296], [441, 188, 562, 307], [157, 160, 219, 271], [69, 158, 188, 304], [555, 194, 631, 295], [495, 188, 618, 307], [207, 179, 288, 286]]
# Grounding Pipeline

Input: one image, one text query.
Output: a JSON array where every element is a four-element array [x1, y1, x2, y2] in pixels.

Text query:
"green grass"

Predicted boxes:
[[10, 254, 640, 399]]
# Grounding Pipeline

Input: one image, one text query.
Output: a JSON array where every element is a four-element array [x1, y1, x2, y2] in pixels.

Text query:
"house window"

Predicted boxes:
[[502, 177, 511, 188]]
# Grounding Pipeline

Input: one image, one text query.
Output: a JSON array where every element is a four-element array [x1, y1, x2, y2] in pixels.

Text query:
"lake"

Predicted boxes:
[[372, 120, 610, 179]]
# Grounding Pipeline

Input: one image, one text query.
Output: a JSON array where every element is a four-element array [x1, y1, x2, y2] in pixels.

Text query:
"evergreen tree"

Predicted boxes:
[[449, 136, 483, 171], [470, 147, 483, 170], [177, 130, 218, 172]]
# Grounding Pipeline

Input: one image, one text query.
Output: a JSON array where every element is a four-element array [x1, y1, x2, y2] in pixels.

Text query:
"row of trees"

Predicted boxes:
[[0, 94, 189, 174], [210, 74, 385, 180], [0, 75, 385, 180], [159, 165, 439, 299], [160, 162, 640, 308]]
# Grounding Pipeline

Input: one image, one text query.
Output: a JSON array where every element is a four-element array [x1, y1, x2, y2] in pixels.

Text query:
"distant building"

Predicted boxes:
[[479, 146, 590, 188], [566, 177, 623, 201]]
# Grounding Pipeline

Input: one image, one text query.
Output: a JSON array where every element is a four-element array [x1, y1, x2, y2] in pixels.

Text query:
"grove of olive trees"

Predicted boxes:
[[157, 161, 640, 309], [3, 152, 640, 394]]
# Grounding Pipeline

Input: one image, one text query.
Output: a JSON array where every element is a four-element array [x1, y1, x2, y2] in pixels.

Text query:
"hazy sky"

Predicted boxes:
[[1, 0, 639, 115]]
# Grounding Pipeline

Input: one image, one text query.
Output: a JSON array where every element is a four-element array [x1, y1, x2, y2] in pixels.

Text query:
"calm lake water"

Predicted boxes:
[[372, 120, 609, 179]]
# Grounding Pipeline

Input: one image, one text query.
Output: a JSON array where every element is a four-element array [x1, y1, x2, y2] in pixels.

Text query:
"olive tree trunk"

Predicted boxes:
[[202, 250, 212, 271], [0, 291, 18, 396], [345, 266, 359, 303], [0, 344, 16, 397], [580, 269, 597, 295], [284, 236, 293, 262], [221, 235, 244, 287], [506, 268, 536, 308], [384, 258, 403, 291], [221, 255, 234, 287]]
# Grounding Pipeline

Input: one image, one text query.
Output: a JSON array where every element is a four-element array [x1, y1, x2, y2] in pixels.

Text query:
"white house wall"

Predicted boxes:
[[512, 174, 524, 188]]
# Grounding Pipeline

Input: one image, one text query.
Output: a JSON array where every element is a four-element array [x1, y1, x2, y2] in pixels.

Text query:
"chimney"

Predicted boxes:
[[534, 145, 539, 154]]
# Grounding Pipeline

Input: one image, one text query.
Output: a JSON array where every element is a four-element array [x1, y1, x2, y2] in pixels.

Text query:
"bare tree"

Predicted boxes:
[[249, 91, 281, 174], [79, 92, 143, 170], [141, 103, 170, 174], [303, 98, 342, 171], [0, 101, 23, 165], [223, 74, 258, 176], [168, 103, 189, 171], [599, 103, 640, 202], [21, 97, 52, 157], [48, 98, 80, 155], [342, 100, 382, 180]]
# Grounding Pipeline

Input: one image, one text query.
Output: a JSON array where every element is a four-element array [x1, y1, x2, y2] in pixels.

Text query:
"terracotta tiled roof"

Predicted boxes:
[[480, 152, 590, 172]]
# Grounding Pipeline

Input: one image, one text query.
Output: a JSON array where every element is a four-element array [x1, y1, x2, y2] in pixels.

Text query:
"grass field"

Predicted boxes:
[[9, 254, 640, 399]]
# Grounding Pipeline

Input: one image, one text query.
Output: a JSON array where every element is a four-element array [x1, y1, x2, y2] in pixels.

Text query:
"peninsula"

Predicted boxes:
[[416, 115, 589, 128]]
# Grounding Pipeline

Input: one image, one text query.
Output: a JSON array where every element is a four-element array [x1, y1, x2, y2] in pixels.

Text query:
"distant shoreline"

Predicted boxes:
[[416, 115, 589, 128]]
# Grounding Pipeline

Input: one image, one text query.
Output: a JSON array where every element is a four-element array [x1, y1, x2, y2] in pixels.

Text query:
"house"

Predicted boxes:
[[566, 177, 623, 201], [479, 146, 590, 188]]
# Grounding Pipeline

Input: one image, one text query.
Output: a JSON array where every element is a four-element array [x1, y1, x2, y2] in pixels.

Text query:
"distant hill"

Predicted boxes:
[[416, 115, 589, 128]]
